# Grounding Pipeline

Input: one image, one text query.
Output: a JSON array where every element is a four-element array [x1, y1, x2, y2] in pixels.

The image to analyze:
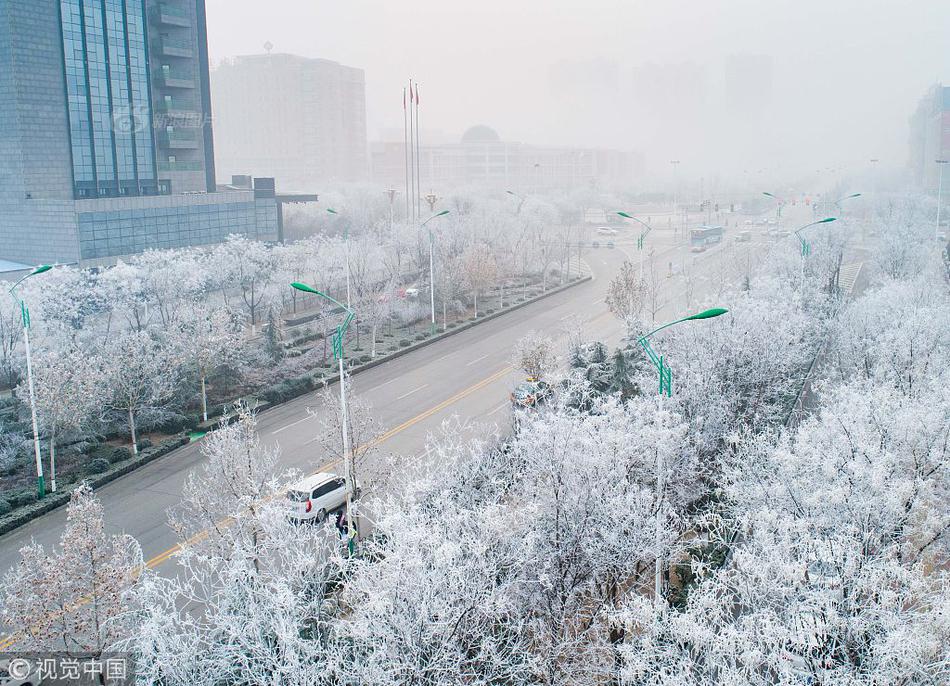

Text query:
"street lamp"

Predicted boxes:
[[792, 217, 837, 293], [617, 211, 655, 282], [385, 188, 398, 232], [326, 208, 350, 308], [506, 189, 526, 215], [290, 281, 357, 555], [9, 264, 53, 498], [833, 192, 862, 215], [421, 209, 450, 334], [637, 306, 728, 613], [936, 160, 949, 241], [762, 191, 785, 219]]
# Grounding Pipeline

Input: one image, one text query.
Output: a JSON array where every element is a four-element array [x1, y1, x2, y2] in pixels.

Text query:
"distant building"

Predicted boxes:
[[370, 126, 641, 193], [211, 53, 367, 190], [909, 84, 950, 193], [0, 0, 280, 266]]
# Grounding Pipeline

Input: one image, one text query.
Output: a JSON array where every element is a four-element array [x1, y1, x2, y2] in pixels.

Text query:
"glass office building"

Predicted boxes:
[[60, 0, 158, 198]]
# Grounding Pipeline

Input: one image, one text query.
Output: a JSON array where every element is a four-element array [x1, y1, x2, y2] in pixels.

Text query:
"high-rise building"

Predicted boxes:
[[909, 84, 950, 193], [0, 0, 279, 267], [211, 53, 368, 190]]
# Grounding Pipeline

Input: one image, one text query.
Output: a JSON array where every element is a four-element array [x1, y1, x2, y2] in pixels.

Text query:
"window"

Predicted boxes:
[[312, 481, 341, 499]]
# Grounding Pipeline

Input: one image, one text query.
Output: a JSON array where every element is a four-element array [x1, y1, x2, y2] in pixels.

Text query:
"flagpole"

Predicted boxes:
[[414, 81, 422, 221], [403, 86, 410, 223], [408, 80, 416, 222]]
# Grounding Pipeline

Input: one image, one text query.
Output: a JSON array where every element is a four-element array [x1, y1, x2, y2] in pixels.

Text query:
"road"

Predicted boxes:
[[0, 218, 780, 591]]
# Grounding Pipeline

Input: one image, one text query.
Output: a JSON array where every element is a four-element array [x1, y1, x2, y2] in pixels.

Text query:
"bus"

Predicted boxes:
[[690, 225, 724, 252]]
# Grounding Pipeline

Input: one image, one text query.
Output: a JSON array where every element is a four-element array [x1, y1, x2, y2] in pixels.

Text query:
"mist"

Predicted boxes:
[[206, 0, 950, 182]]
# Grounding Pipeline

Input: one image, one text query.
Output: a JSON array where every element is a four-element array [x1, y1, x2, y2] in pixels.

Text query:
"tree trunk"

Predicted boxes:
[[474, 290, 478, 318], [442, 302, 447, 331], [128, 407, 138, 455], [371, 323, 377, 357], [201, 375, 208, 422], [49, 427, 57, 493]]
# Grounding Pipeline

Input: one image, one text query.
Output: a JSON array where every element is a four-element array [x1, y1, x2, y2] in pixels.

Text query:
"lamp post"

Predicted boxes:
[[762, 191, 785, 220], [617, 211, 654, 282], [506, 189, 526, 215], [833, 192, 862, 216], [326, 208, 350, 308], [936, 160, 949, 241], [793, 217, 837, 292], [421, 210, 450, 335], [9, 265, 52, 498], [669, 160, 681, 237], [637, 307, 728, 613], [290, 281, 357, 554], [385, 188, 397, 233]]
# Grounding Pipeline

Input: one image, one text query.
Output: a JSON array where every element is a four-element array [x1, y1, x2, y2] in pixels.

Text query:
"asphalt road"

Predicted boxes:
[[0, 218, 781, 591]]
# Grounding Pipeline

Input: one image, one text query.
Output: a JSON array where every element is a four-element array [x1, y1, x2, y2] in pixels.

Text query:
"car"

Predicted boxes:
[[767, 218, 777, 226], [596, 226, 618, 235], [510, 378, 551, 408], [0, 658, 40, 686], [744, 219, 754, 226], [404, 287, 420, 299], [937, 232, 947, 241], [285, 472, 359, 523], [755, 218, 767, 226], [606, 241, 615, 249], [591, 240, 600, 248], [736, 230, 752, 243]]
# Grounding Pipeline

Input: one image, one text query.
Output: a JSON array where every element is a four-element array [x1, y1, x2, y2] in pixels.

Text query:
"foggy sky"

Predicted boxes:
[[206, 0, 950, 180]]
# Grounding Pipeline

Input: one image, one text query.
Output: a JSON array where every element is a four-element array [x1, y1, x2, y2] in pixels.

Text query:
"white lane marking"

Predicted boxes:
[[271, 414, 314, 435], [364, 376, 400, 393], [592, 299, 603, 306], [486, 401, 508, 416], [559, 313, 576, 320], [397, 384, 429, 400], [466, 353, 490, 367]]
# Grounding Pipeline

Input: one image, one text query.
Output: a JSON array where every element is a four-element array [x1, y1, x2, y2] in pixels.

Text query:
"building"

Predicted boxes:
[[211, 52, 367, 190], [0, 0, 280, 266], [370, 126, 641, 193], [909, 84, 950, 194]]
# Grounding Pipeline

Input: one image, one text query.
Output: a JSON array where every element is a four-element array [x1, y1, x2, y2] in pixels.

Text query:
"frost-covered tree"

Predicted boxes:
[[512, 330, 557, 380], [98, 330, 177, 454], [0, 485, 143, 655], [168, 404, 281, 567], [17, 345, 99, 492]]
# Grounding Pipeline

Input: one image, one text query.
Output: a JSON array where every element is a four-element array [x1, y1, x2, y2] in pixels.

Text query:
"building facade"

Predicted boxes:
[[0, 0, 276, 266], [370, 126, 641, 193], [211, 53, 367, 190], [909, 84, 950, 194]]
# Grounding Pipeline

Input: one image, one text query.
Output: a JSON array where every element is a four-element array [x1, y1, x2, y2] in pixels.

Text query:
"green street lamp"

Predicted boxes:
[[637, 305, 728, 613], [617, 211, 655, 281], [326, 208, 351, 308], [290, 281, 357, 555], [421, 210, 450, 334], [794, 217, 837, 258], [9, 265, 53, 498]]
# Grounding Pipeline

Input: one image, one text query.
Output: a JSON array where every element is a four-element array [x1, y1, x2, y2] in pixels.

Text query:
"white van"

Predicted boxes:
[[285, 472, 359, 523]]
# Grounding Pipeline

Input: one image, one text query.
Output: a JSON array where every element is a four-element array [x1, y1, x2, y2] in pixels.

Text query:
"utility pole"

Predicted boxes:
[[936, 160, 948, 241]]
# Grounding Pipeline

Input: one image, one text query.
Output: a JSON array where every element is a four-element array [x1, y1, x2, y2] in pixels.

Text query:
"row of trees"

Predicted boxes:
[[0, 192, 583, 493]]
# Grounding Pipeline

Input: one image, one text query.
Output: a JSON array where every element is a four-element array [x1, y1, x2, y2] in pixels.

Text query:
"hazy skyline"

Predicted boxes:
[[206, 0, 950, 179]]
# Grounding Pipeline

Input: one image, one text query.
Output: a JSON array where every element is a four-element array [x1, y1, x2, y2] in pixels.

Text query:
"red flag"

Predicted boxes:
[[403, 87, 406, 110], [415, 83, 420, 105], [408, 82, 414, 105]]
